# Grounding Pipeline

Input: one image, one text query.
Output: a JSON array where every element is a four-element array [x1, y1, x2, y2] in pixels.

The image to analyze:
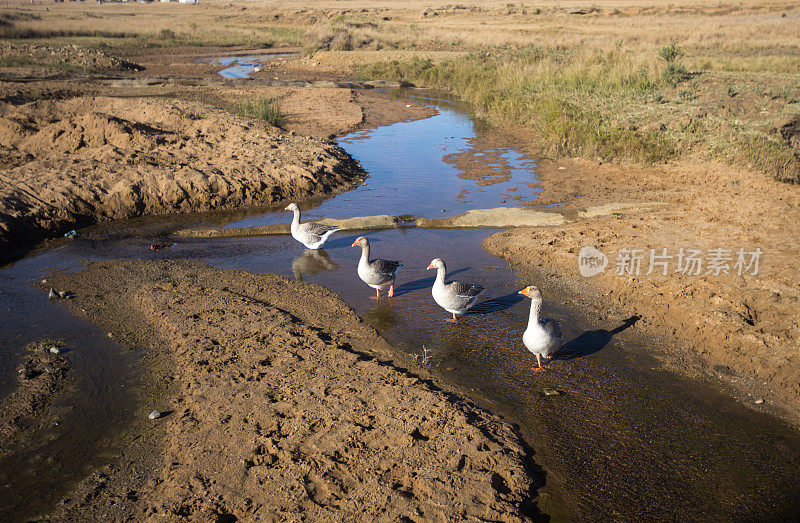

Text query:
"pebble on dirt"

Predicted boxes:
[[148, 410, 162, 420]]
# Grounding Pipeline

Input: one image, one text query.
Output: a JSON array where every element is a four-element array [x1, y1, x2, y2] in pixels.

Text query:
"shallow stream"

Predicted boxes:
[[1, 91, 799, 520]]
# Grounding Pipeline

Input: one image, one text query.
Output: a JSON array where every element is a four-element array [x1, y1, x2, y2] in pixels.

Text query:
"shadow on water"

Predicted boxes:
[[471, 291, 525, 315], [556, 315, 641, 361], [318, 234, 363, 250], [391, 267, 470, 297]]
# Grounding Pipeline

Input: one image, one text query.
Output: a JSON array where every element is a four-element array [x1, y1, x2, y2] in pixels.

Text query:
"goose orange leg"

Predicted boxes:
[[388, 284, 394, 298], [445, 313, 458, 323], [371, 288, 380, 300], [533, 354, 546, 372]]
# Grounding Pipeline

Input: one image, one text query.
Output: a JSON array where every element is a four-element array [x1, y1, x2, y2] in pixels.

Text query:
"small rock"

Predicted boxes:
[[63, 230, 77, 239], [48, 288, 59, 300], [542, 388, 562, 396], [107, 333, 114, 338], [49, 347, 61, 355], [754, 398, 764, 405], [148, 410, 162, 420]]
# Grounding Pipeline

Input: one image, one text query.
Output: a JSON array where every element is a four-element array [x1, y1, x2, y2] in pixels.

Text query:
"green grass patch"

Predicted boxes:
[[236, 97, 286, 128], [358, 48, 674, 163]]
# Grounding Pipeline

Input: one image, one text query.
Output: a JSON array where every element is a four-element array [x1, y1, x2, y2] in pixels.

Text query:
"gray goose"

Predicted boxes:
[[352, 236, 403, 299], [285, 203, 339, 249], [427, 258, 485, 322], [519, 285, 563, 372]]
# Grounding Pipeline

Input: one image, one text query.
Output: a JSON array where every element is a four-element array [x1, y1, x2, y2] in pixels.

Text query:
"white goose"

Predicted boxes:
[[519, 285, 563, 372], [427, 258, 485, 322], [285, 203, 339, 249], [352, 236, 403, 299]]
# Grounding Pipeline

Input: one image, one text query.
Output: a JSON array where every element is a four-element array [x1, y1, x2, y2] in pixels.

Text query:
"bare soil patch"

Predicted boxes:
[[0, 95, 364, 260], [44, 260, 538, 521]]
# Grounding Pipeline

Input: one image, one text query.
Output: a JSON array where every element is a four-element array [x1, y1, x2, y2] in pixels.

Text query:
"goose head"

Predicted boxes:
[[351, 236, 368, 248], [284, 202, 299, 212], [426, 258, 445, 271], [518, 285, 543, 301]]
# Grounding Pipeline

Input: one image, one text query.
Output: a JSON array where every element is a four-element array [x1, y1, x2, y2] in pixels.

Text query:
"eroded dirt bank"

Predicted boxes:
[[0, 95, 365, 260], [43, 260, 538, 521], [483, 157, 800, 422]]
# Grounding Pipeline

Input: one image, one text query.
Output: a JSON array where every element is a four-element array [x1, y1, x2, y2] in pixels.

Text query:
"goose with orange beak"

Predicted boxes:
[[519, 285, 563, 372], [352, 236, 403, 299], [427, 258, 485, 322], [285, 202, 339, 249]]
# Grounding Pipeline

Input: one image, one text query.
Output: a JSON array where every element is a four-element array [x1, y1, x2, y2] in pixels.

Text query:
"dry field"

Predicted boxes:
[[2, 0, 800, 179]]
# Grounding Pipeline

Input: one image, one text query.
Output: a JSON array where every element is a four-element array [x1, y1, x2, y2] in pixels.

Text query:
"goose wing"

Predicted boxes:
[[372, 259, 403, 277], [298, 222, 338, 242], [540, 318, 562, 339], [450, 281, 485, 299]]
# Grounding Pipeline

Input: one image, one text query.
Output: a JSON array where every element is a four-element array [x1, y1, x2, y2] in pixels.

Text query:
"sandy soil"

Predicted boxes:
[[42, 260, 538, 521], [0, 341, 70, 445], [481, 154, 800, 422], [0, 94, 365, 261]]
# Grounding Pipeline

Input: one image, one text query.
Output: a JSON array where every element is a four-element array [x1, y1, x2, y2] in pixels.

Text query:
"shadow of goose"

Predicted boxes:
[[322, 234, 363, 250], [391, 267, 470, 297], [555, 315, 641, 360], [470, 291, 524, 315]]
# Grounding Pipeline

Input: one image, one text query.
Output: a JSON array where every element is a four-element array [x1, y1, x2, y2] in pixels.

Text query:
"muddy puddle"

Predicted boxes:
[[198, 51, 299, 79], [1, 91, 800, 520]]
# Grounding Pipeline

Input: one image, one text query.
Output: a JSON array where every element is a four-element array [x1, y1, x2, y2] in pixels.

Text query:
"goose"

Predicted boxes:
[[519, 285, 563, 372], [285, 203, 339, 249], [352, 236, 403, 299], [427, 258, 485, 322]]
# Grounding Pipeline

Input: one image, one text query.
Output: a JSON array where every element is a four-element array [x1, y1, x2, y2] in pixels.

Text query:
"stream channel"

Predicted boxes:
[[1, 90, 800, 520]]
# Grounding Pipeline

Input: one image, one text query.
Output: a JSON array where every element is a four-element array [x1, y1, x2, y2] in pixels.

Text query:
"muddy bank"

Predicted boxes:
[[0, 341, 70, 445], [483, 158, 800, 423], [0, 95, 364, 260], [43, 260, 538, 520]]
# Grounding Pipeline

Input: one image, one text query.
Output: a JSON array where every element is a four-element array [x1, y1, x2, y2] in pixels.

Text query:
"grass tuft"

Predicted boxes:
[[236, 97, 285, 128]]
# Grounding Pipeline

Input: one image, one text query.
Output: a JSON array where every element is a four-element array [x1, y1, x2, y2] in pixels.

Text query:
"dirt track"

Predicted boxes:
[[45, 260, 538, 521]]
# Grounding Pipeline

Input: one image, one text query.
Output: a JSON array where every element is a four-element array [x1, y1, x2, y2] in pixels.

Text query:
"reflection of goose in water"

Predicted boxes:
[[291, 249, 338, 282], [361, 299, 398, 331]]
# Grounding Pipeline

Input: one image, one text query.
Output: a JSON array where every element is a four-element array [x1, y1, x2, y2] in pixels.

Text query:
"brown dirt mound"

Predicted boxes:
[[46, 260, 538, 521], [0, 96, 364, 259]]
